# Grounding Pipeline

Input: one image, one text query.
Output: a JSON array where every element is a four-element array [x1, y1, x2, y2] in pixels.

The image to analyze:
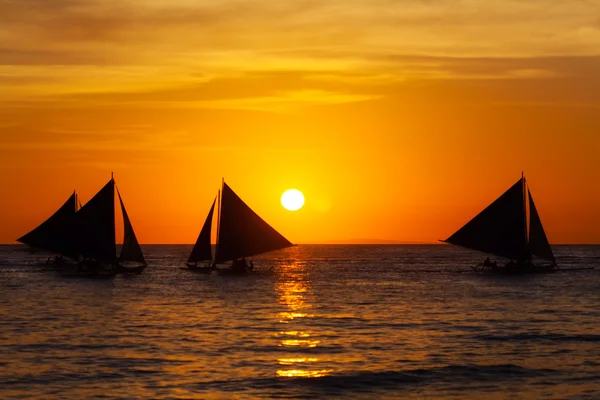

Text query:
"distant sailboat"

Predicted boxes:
[[442, 174, 558, 273], [186, 180, 294, 274], [17, 191, 80, 263], [71, 176, 147, 276]]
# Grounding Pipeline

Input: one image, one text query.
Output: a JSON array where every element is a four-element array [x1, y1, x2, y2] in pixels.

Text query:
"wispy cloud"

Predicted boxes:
[[1, 0, 599, 107], [3, 0, 599, 59]]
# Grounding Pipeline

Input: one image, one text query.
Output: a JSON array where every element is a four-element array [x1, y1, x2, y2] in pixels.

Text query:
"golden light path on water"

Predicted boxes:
[[274, 255, 332, 378]]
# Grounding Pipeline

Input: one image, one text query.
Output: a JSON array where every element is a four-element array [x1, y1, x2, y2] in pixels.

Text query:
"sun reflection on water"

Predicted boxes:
[[278, 331, 311, 337], [275, 256, 330, 378], [278, 357, 319, 365], [276, 369, 333, 378], [280, 339, 320, 347], [278, 312, 308, 322]]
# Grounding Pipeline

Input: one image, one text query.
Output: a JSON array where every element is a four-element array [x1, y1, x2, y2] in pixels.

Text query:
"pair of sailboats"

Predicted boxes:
[[17, 175, 146, 278], [186, 180, 294, 274], [186, 174, 553, 275], [442, 174, 558, 274]]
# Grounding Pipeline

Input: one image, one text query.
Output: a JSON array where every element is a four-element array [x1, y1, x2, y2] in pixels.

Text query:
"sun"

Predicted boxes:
[[281, 189, 305, 211]]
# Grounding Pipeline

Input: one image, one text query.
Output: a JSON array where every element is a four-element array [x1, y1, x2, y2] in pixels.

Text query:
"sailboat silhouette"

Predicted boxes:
[[442, 173, 558, 274], [187, 180, 294, 274], [17, 174, 147, 278]]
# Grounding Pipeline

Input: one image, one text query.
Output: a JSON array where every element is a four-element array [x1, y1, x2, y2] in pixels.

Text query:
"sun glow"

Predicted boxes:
[[281, 189, 305, 211]]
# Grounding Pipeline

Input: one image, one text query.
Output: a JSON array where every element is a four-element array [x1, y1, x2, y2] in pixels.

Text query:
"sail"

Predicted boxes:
[[73, 179, 117, 263], [528, 189, 554, 261], [117, 188, 146, 264], [17, 192, 78, 256], [188, 198, 216, 263], [215, 182, 293, 263], [444, 178, 528, 260]]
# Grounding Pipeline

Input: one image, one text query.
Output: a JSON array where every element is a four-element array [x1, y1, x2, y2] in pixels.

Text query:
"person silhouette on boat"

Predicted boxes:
[[231, 258, 246, 271], [483, 257, 496, 268], [231, 258, 253, 272], [505, 260, 518, 270], [46, 255, 64, 265]]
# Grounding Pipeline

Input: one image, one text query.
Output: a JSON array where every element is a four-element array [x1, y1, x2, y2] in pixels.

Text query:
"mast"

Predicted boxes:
[[113, 174, 116, 255], [522, 172, 529, 261], [216, 179, 222, 252]]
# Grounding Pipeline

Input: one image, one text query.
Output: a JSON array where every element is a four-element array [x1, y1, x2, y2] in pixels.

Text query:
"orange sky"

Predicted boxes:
[[1, 0, 600, 244]]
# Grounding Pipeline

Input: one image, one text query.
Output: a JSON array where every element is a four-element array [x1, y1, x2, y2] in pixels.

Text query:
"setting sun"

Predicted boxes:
[[281, 189, 305, 211]]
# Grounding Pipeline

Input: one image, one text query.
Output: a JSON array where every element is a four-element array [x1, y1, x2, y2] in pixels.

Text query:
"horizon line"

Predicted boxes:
[[3, 242, 599, 246]]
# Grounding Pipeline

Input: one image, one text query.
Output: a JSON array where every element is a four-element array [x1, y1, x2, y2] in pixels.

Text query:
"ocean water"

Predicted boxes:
[[1, 244, 599, 399]]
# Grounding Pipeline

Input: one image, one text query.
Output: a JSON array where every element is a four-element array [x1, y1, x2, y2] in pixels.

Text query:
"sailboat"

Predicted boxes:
[[17, 191, 81, 264], [186, 180, 294, 274], [69, 175, 147, 276], [442, 174, 558, 274]]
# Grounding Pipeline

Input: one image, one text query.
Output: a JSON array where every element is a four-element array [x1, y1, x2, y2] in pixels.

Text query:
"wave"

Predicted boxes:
[[192, 364, 558, 396], [473, 332, 600, 343]]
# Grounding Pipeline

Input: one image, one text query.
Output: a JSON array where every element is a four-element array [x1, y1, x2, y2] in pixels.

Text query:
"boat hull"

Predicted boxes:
[[490, 265, 558, 274], [61, 259, 118, 279], [185, 262, 216, 273], [217, 268, 250, 276], [474, 261, 559, 274], [61, 270, 117, 279], [117, 264, 146, 274]]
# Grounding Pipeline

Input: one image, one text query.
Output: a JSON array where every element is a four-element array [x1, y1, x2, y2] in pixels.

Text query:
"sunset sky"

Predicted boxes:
[[1, 0, 600, 244]]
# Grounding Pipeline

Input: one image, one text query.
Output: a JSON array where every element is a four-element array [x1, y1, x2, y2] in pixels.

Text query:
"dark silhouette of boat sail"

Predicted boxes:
[[442, 174, 558, 274], [186, 196, 216, 273], [17, 191, 81, 265], [186, 180, 294, 274]]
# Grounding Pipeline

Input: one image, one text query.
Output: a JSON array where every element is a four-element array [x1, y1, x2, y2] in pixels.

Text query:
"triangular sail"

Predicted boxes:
[[188, 197, 216, 263], [73, 179, 117, 264], [528, 189, 554, 261], [117, 188, 146, 264], [215, 182, 293, 263], [444, 178, 528, 260], [17, 192, 78, 256]]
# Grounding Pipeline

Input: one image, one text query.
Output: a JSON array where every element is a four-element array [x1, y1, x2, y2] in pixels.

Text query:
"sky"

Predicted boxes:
[[1, 0, 600, 244]]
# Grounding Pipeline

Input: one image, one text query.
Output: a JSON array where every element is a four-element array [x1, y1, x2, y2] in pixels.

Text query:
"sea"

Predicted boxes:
[[1, 244, 599, 399]]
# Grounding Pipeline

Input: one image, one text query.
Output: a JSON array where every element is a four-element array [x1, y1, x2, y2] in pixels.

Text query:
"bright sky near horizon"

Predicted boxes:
[[1, 0, 600, 244]]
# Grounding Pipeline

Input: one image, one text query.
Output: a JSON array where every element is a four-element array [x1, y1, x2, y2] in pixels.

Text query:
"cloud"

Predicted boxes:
[[1, 56, 599, 113], [1, 0, 599, 109], [2, 0, 599, 66]]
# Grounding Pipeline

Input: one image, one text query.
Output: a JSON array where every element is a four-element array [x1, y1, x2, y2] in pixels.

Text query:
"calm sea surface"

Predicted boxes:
[[1, 244, 599, 399]]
